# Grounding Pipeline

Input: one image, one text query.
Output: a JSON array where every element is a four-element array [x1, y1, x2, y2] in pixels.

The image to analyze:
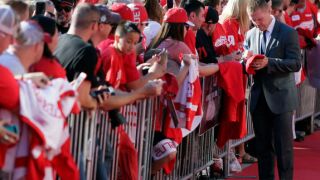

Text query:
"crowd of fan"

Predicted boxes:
[[0, 0, 319, 179]]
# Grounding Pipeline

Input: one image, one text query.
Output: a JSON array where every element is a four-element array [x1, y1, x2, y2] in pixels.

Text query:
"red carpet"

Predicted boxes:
[[229, 131, 320, 180]]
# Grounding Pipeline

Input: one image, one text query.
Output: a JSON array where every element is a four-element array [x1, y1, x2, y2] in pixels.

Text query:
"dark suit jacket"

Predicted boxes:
[[244, 20, 301, 114]]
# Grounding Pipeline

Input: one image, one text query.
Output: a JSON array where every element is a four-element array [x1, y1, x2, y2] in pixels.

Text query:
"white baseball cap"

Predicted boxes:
[[0, 5, 17, 35]]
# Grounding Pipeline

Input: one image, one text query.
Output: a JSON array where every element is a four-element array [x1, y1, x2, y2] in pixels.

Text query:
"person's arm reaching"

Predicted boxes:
[[199, 63, 220, 77], [99, 79, 164, 111]]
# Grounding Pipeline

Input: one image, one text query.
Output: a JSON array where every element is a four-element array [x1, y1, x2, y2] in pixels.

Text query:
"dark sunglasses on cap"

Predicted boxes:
[[57, 6, 72, 13]]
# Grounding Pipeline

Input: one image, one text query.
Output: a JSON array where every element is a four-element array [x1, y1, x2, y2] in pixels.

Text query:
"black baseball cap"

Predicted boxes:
[[95, 4, 121, 24]]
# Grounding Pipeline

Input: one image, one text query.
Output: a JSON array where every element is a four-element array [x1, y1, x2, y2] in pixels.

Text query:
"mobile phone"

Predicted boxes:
[[35, 1, 46, 15], [72, 72, 87, 90], [4, 124, 19, 134], [157, 48, 166, 56], [166, 98, 179, 128], [90, 89, 110, 99], [167, 0, 173, 9]]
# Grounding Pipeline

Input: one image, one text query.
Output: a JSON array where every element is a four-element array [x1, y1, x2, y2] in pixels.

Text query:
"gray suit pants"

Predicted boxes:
[[252, 93, 294, 180]]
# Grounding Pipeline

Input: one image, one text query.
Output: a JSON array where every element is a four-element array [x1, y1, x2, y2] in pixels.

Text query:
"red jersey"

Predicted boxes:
[[222, 18, 245, 54], [184, 29, 197, 54], [290, 2, 316, 32], [99, 45, 140, 89], [0, 65, 19, 110], [31, 57, 66, 79], [211, 23, 230, 56]]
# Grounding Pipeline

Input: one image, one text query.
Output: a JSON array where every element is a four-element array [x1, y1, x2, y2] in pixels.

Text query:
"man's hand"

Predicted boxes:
[[142, 79, 165, 97], [0, 121, 19, 146], [182, 54, 197, 66], [243, 50, 253, 59], [250, 57, 268, 70]]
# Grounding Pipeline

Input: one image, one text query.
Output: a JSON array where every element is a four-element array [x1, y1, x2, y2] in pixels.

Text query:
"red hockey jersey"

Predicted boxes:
[[216, 62, 247, 148], [212, 23, 230, 56]]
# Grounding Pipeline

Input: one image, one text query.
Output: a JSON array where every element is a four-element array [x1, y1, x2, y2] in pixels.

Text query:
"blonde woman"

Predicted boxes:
[[219, 0, 250, 61]]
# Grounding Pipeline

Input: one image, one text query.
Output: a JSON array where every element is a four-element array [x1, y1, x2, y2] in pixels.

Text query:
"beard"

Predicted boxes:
[[56, 14, 70, 26]]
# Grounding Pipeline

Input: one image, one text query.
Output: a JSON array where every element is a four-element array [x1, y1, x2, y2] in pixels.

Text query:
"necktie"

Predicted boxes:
[[261, 30, 267, 54]]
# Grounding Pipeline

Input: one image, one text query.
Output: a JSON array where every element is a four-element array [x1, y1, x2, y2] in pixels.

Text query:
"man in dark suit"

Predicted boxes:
[[245, 0, 301, 179]]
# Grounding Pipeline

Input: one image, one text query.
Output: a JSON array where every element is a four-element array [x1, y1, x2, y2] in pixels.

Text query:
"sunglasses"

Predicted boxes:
[[135, 22, 149, 27], [57, 6, 72, 13]]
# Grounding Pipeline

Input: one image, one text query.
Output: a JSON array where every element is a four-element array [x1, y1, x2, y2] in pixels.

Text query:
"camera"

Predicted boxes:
[[35, 1, 46, 15], [90, 86, 115, 99], [90, 87, 126, 128]]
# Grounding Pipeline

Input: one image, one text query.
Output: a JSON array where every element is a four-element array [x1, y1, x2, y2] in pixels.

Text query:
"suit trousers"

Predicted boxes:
[[251, 93, 293, 180]]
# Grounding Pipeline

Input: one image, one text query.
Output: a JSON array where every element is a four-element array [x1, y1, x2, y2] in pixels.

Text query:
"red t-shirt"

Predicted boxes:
[[222, 18, 245, 54], [184, 29, 197, 54], [100, 45, 140, 89], [211, 23, 230, 56], [0, 65, 19, 110], [31, 57, 66, 79], [98, 35, 115, 52]]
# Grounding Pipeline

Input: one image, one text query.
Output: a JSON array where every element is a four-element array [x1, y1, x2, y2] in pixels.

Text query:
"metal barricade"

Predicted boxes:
[[68, 97, 159, 180], [295, 79, 316, 122], [314, 90, 320, 117], [67, 75, 255, 179]]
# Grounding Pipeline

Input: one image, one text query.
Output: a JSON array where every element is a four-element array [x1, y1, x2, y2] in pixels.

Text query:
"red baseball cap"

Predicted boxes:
[[127, 3, 148, 23], [163, 8, 194, 27], [111, 3, 134, 22]]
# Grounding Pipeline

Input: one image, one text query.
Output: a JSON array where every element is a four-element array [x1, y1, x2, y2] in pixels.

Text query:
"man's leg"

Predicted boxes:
[[252, 95, 275, 180], [273, 111, 294, 180]]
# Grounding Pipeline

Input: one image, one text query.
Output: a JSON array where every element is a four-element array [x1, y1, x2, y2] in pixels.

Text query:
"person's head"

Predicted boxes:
[[127, 3, 149, 32], [145, 0, 164, 23], [14, 21, 47, 66], [247, 0, 273, 31], [149, 7, 194, 49], [203, 0, 222, 15], [296, 0, 306, 8], [31, 15, 58, 58], [110, 3, 134, 22], [220, 0, 250, 34], [282, 0, 291, 9], [183, 0, 205, 29], [271, 0, 283, 20], [0, 5, 18, 54], [114, 21, 141, 54], [6, 0, 29, 21], [70, 3, 100, 35], [202, 6, 219, 35], [44, 0, 56, 19], [56, 0, 75, 26], [92, 4, 121, 43]]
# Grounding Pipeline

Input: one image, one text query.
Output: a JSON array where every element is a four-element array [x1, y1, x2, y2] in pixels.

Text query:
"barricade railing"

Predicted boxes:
[[67, 75, 255, 179], [66, 68, 318, 179], [68, 97, 159, 180]]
